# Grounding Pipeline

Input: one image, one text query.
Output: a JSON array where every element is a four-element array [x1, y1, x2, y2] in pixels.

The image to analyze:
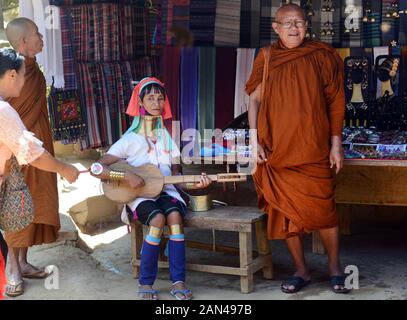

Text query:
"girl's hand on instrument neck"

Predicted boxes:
[[194, 173, 212, 189]]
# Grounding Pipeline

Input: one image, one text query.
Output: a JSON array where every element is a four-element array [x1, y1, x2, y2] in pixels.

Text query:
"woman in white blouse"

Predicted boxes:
[[0, 48, 79, 297]]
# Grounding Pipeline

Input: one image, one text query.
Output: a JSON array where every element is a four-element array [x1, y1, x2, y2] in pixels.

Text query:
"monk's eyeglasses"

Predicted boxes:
[[275, 20, 306, 29]]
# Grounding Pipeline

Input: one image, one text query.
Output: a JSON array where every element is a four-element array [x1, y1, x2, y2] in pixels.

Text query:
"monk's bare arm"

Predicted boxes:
[[248, 84, 261, 131], [248, 84, 267, 162]]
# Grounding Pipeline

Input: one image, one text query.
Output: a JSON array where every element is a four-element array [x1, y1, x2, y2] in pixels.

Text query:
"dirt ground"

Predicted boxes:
[[3, 156, 407, 300]]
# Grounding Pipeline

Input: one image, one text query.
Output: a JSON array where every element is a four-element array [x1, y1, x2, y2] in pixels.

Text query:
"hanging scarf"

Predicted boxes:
[[125, 77, 173, 153]]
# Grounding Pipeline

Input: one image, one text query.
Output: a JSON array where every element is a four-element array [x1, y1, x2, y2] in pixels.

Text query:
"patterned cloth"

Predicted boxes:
[[60, 6, 78, 90], [215, 48, 237, 129], [240, 0, 261, 48], [363, 0, 382, 47], [381, 0, 399, 46], [48, 88, 87, 144], [190, 0, 216, 46], [180, 48, 199, 132], [214, 0, 241, 46], [197, 47, 216, 136], [260, 0, 273, 46], [172, 0, 191, 46], [399, 0, 407, 46]]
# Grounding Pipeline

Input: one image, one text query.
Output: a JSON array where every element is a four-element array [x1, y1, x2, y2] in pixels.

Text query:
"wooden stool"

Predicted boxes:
[[130, 206, 273, 293]]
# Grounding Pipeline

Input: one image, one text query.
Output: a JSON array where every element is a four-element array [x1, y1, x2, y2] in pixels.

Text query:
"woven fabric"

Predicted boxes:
[[197, 47, 216, 136], [48, 88, 87, 143], [190, 0, 216, 46], [60, 6, 77, 90], [180, 47, 199, 131], [215, 48, 237, 129], [214, 0, 241, 46], [381, 0, 399, 46]]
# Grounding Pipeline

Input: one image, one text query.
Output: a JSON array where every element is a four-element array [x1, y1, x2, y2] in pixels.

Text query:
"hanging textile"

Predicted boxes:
[[71, 5, 88, 62], [399, 0, 407, 46], [197, 48, 216, 137], [234, 48, 255, 118], [240, 0, 261, 48], [260, 0, 273, 46], [362, 0, 382, 48], [330, 0, 341, 47], [190, 0, 217, 46], [48, 88, 87, 144], [50, 0, 140, 4], [102, 63, 121, 143], [19, 0, 65, 88], [77, 62, 101, 149], [306, 0, 322, 43], [180, 47, 199, 132], [165, 0, 175, 45], [162, 46, 181, 121], [60, 6, 77, 90], [214, 0, 241, 46], [381, 0, 399, 46], [400, 46, 407, 96], [215, 48, 237, 129], [172, 0, 191, 46]]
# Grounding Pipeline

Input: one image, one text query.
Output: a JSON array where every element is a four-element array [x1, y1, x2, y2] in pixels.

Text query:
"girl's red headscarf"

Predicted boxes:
[[126, 77, 172, 119]]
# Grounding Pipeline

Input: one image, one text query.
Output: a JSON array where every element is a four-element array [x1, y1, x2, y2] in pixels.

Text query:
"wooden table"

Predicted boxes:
[[312, 158, 407, 253]]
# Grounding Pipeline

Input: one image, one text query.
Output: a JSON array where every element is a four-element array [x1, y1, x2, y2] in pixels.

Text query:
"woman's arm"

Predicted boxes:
[[30, 150, 79, 183], [90, 154, 145, 189]]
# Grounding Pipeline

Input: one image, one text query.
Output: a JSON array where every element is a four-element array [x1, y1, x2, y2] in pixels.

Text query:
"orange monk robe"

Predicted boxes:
[[245, 40, 345, 240], [5, 57, 59, 247]]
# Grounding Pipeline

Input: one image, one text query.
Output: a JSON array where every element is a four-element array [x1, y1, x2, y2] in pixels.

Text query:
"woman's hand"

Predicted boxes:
[[194, 173, 212, 189], [60, 164, 80, 183]]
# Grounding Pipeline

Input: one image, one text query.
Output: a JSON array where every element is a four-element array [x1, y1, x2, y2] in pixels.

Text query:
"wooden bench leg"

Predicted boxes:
[[239, 231, 253, 293], [131, 222, 143, 278], [255, 219, 273, 279], [312, 231, 326, 255], [339, 204, 352, 235]]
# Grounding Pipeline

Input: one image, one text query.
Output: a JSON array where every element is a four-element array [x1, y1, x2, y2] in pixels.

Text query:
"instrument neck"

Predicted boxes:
[[164, 175, 218, 184]]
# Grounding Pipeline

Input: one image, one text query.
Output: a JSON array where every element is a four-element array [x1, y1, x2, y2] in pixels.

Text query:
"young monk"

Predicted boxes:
[[90, 77, 211, 300]]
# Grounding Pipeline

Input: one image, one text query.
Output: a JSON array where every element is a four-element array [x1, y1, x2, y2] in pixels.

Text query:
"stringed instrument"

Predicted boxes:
[[102, 162, 247, 204]]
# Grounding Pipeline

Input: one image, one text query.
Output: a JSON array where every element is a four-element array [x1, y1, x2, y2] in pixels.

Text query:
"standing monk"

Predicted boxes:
[[246, 4, 349, 294], [4, 18, 59, 296]]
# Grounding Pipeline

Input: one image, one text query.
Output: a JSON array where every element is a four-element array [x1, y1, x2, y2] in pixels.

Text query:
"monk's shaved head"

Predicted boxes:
[[6, 17, 36, 50], [275, 3, 306, 22]]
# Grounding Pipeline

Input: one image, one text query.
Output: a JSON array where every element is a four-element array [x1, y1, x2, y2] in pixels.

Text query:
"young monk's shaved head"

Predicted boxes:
[[6, 18, 35, 50], [275, 3, 306, 22]]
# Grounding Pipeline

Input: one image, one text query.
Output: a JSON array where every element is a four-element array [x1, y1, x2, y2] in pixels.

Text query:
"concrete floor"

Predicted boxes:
[[4, 155, 407, 300]]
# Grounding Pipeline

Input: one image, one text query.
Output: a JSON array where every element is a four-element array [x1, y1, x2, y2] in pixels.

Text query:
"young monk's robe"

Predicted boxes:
[[5, 57, 59, 247], [245, 40, 345, 239]]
